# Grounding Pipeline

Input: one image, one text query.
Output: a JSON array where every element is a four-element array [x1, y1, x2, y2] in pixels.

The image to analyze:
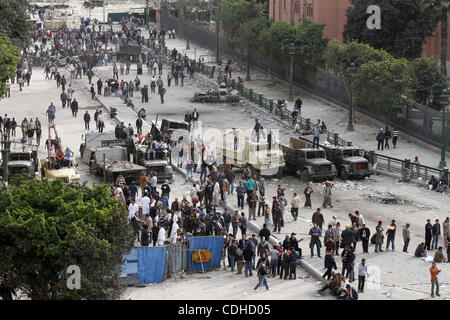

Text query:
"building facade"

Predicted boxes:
[[269, 0, 450, 69]]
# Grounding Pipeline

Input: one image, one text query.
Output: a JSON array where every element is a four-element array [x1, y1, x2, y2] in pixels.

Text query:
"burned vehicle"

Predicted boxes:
[[323, 145, 374, 180], [192, 88, 240, 103]]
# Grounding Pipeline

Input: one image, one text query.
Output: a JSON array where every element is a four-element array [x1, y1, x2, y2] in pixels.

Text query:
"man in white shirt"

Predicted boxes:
[[157, 225, 166, 246], [171, 221, 179, 244], [150, 174, 158, 198], [141, 191, 151, 216], [127, 199, 139, 223], [290, 192, 301, 221]]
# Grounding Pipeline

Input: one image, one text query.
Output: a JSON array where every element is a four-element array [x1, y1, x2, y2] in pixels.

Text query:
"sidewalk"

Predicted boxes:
[[162, 36, 450, 169]]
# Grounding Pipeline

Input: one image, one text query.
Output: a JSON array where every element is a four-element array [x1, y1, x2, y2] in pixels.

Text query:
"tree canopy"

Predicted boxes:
[[0, 178, 134, 300], [343, 0, 441, 60], [352, 57, 412, 125], [0, 33, 20, 98], [409, 56, 447, 107], [0, 0, 32, 49]]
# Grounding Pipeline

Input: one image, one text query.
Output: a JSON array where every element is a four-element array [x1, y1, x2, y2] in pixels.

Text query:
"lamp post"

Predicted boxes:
[[215, 0, 220, 63], [1, 133, 11, 186], [185, 5, 190, 50], [281, 39, 303, 102], [342, 57, 361, 132], [432, 84, 448, 168]]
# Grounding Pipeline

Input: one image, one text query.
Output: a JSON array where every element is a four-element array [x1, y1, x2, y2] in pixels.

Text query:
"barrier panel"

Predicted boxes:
[[120, 248, 140, 286], [186, 236, 224, 272], [138, 246, 167, 284]]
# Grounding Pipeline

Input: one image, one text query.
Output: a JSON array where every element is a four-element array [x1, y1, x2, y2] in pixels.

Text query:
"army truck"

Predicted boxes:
[[91, 145, 146, 184], [296, 135, 374, 180], [0, 145, 39, 179], [323, 145, 374, 179], [282, 136, 336, 182], [216, 134, 285, 177], [135, 145, 173, 182]]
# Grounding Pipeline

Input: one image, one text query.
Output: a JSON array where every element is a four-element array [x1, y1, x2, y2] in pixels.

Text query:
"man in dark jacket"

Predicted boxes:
[[358, 224, 371, 253], [97, 78, 102, 95], [376, 128, 385, 151], [279, 250, 290, 280], [425, 219, 433, 250], [341, 224, 356, 249], [136, 117, 143, 135], [83, 111, 91, 130], [243, 244, 254, 277], [323, 250, 337, 280], [71, 98, 79, 117], [288, 248, 299, 280], [259, 224, 271, 243], [312, 208, 325, 230]]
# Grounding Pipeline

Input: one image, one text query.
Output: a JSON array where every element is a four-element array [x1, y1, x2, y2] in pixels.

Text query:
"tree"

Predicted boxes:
[[237, 16, 268, 80], [294, 19, 328, 69], [0, 0, 32, 49], [352, 57, 412, 126], [258, 19, 277, 81], [0, 33, 20, 98], [220, 0, 264, 56], [0, 178, 134, 300], [325, 40, 392, 117], [343, 0, 441, 60], [409, 56, 447, 107]]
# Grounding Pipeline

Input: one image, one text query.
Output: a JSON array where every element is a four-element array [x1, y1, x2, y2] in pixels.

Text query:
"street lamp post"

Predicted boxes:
[[215, 0, 220, 63], [432, 83, 447, 168], [185, 9, 190, 50], [281, 39, 302, 102]]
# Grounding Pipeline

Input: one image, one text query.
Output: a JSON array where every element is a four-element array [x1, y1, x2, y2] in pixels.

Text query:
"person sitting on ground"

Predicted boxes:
[[414, 242, 427, 258], [434, 246, 447, 263], [428, 175, 438, 191], [400, 167, 411, 183], [436, 173, 448, 192], [338, 284, 358, 300], [318, 272, 343, 296]]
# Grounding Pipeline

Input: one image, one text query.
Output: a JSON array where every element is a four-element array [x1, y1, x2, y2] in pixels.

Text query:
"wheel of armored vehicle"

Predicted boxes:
[[300, 169, 310, 182]]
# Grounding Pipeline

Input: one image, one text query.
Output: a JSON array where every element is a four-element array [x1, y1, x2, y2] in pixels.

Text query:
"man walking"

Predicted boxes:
[[358, 259, 368, 293], [290, 192, 300, 221], [403, 223, 411, 253], [304, 183, 313, 208], [376, 128, 385, 151], [254, 263, 270, 292], [83, 111, 91, 130], [192, 108, 199, 130], [322, 181, 333, 208], [425, 219, 433, 250]]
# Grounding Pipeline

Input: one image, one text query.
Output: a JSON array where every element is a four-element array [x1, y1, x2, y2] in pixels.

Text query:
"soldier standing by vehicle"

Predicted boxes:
[[304, 182, 313, 208], [322, 181, 333, 208]]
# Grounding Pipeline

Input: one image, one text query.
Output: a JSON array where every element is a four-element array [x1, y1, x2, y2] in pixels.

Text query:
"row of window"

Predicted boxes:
[[274, 0, 314, 18]]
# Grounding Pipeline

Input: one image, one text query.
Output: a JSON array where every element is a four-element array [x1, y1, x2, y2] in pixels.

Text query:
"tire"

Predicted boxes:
[[340, 168, 348, 180], [300, 169, 310, 182], [276, 167, 283, 179]]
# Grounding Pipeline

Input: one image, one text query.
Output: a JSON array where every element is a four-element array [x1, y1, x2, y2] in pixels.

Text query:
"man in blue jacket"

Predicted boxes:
[[309, 224, 322, 258]]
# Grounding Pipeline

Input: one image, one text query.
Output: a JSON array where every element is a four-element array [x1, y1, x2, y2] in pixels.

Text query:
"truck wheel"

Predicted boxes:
[[276, 167, 283, 179], [340, 168, 348, 180], [201, 98, 206, 103], [300, 169, 310, 182]]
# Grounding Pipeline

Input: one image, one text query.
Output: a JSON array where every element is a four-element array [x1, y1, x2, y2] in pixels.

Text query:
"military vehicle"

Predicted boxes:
[[281, 136, 336, 182], [295, 136, 374, 180], [216, 132, 285, 177], [135, 145, 173, 182], [40, 124, 80, 184], [0, 143, 39, 179], [322, 145, 374, 179], [192, 88, 240, 103], [117, 44, 141, 62]]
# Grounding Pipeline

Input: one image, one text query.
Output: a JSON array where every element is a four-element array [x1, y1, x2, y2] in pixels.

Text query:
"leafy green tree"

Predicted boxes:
[[343, 0, 441, 60], [220, 0, 264, 55], [352, 57, 412, 126], [0, 33, 20, 98], [0, 0, 32, 49], [0, 178, 134, 300], [258, 19, 277, 80], [294, 19, 328, 69], [409, 56, 447, 107], [325, 40, 392, 119], [237, 16, 269, 80]]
